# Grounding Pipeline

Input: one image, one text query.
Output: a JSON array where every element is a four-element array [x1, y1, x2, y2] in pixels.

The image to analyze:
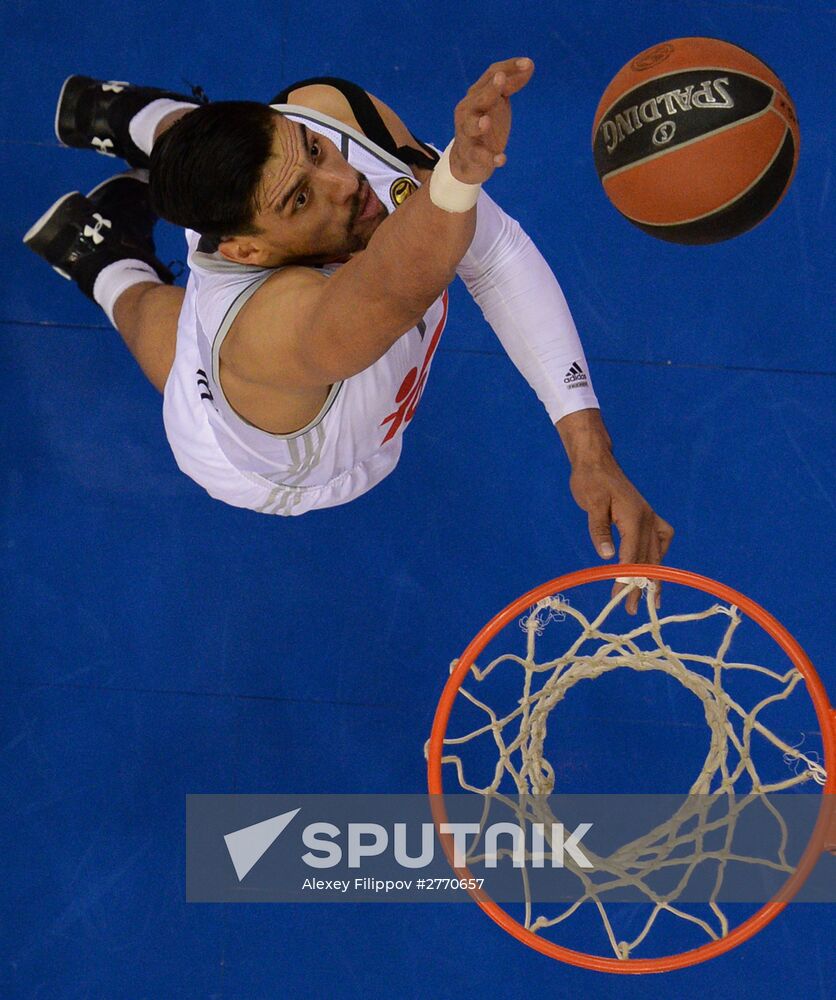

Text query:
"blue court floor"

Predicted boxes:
[[2, 2, 834, 998]]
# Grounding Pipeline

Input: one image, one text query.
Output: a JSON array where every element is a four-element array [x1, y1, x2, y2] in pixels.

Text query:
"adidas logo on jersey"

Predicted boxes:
[[196, 368, 214, 402], [563, 361, 588, 388]]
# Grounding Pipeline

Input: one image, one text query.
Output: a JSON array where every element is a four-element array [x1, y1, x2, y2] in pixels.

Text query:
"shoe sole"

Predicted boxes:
[[22, 190, 84, 279], [54, 74, 78, 146]]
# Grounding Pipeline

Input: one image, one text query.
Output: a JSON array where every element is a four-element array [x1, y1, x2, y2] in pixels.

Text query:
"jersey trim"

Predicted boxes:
[[269, 75, 439, 170], [209, 273, 343, 440]]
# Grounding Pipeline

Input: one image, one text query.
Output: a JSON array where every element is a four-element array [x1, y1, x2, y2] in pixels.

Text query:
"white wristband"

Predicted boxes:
[[429, 141, 482, 213]]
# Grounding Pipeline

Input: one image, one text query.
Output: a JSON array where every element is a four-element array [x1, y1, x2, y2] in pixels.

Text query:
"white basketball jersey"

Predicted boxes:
[[162, 105, 448, 515]]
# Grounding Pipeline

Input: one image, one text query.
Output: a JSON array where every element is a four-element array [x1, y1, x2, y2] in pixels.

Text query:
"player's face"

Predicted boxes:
[[241, 113, 389, 267]]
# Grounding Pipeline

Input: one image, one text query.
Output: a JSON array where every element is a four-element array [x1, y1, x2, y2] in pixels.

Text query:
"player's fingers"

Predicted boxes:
[[647, 517, 674, 609], [617, 518, 643, 566], [616, 512, 671, 612], [468, 73, 509, 113], [645, 526, 664, 608], [470, 58, 533, 111], [618, 514, 651, 614], [499, 58, 535, 95], [468, 62, 505, 92], [469, 58, 534, 94], [647, 525, 662, 564], [656, 516, 675, 558], [458, 111, 490, 138], [587, 506, 616, 561]]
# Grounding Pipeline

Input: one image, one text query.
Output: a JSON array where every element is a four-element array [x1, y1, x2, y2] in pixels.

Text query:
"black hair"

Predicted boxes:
[[149, 101, 279, 239]]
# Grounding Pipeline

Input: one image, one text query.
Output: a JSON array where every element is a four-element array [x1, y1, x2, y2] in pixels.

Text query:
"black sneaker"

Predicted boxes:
[[55, 75, 206, 168], [23, 170, 174, 299]]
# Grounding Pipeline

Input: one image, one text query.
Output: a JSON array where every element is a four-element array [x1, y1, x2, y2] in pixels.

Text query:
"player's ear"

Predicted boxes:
[[217, 235, 267, 265]]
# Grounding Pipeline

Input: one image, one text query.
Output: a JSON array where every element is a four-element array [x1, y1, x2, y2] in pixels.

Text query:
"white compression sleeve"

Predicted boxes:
[[456, 190, 599, 424]]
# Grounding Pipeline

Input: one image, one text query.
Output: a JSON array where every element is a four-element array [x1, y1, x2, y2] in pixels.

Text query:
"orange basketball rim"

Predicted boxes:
[[427, 564, 835, 974]]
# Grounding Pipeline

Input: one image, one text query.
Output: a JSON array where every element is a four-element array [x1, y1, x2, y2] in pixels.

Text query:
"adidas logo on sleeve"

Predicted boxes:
[[563, 361, 589, 388]]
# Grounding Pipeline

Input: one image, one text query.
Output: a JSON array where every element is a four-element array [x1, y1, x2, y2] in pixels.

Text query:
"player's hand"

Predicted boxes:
[[449, 57, 535, 185], [558, 410, 673, 614], [569, 453, 674, 614]]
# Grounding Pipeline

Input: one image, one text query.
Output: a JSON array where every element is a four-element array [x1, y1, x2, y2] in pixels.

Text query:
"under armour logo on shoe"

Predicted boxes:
[[83, 213, 112, 245], [92, 136, 115, 156], [102, 81, 130, 93]]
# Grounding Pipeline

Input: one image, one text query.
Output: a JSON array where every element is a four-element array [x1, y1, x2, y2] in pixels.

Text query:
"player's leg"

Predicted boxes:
[[54, 75, 204, 167], [24, 171, 181, 393], [26, 78, 205, 392], [111, 281, 184, 393]]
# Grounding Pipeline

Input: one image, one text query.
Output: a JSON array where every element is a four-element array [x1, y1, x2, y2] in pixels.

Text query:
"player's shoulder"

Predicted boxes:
[[239, 264, 327, 328], [282, 82, 432, 181], [223, 264, 329, 387], [282, 83, 365, 130]]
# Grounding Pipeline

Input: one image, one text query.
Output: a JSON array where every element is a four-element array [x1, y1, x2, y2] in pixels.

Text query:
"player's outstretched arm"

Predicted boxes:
[[230, 58, 535, 391], [454, 171, 672, 590]]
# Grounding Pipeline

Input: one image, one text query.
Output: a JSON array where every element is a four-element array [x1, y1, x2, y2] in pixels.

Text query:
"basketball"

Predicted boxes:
[[592, 37, 799, 244]]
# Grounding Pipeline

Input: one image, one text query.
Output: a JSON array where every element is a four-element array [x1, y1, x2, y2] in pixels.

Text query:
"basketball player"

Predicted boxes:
[[25, 58, 673, 590]]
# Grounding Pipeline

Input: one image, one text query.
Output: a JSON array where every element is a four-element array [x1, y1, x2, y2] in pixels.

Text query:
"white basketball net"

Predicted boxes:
[[437, 577, 827, 959]]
